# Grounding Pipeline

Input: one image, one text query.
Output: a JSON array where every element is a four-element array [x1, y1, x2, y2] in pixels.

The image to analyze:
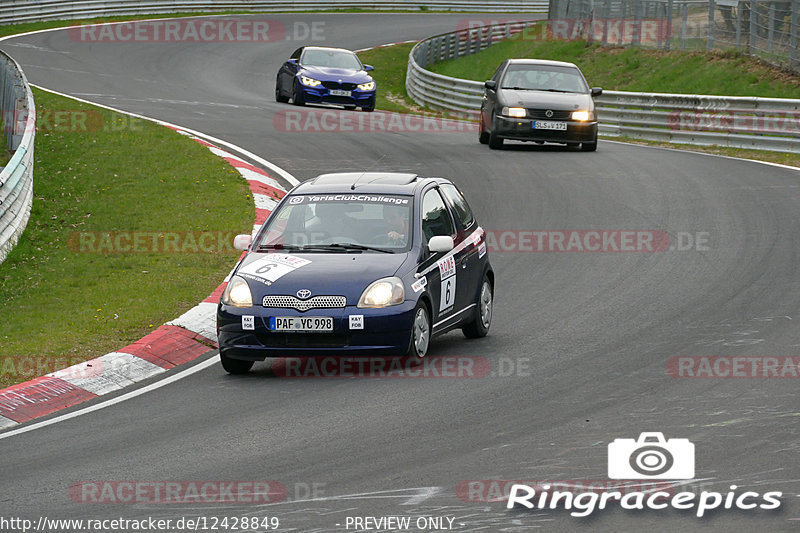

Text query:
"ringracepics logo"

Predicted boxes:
[[608, 432, 694, 479], [506, 433, 782, 518]]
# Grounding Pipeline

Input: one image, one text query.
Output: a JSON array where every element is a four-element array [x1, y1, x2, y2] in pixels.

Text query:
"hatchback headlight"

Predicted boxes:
[[300, 76, 322, 87], [502, 106, 527, 118], [571, 110, 592, 121], [357, 81, 375, 91], [358, 277, 404, 308], [221, 276, 253, 308]]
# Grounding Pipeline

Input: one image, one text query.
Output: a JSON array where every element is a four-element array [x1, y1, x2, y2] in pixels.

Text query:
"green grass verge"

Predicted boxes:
[[0, 88, 253, 388], [426, 27, 800, 98]]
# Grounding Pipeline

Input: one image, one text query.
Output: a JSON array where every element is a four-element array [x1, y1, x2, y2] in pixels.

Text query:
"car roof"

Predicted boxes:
[[301, 46, 357, 55], [505, 58, 580, 69], [291, 172, 446, 195]]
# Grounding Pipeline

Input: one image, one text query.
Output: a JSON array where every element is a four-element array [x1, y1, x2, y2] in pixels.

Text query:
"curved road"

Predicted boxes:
[[1, 13, 799, 532]]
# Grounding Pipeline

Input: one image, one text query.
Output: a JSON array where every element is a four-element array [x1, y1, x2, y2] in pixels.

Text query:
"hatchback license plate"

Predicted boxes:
[[329, 89, 351, 96], [533, 121, 567, 131], [270, 316, 333, 332]]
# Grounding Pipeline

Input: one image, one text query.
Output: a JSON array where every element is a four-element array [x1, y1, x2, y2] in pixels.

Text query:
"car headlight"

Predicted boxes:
[[571, 110, 592, 121], [502, 106, 527, 118], [357, 81, 375, 91], [221, 276, 253, 308], [300, 76, 322, 87], [358, 277, 404, 308]]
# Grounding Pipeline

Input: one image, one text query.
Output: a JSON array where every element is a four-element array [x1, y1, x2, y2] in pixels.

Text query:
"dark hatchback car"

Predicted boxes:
[[217, 172, 494, 374], [479, 59, 602, 151], [275, 46, 376, 111]]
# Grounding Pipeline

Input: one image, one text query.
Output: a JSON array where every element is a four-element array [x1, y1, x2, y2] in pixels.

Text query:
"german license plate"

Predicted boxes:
[[329, 89, 351, 96], [533, 121, 567, 131], [269, 316, 333, 332]]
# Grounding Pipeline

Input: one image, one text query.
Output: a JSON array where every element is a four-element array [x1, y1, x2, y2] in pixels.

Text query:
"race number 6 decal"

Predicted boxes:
[[440, 274, 456, 313]]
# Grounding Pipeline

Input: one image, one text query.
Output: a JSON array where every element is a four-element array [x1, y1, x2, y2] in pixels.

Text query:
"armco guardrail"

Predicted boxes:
[[407, 21, 541, 112], [406, 22, 800, 153], [0, 50, 35, 265], [0, 0, 548, 24]]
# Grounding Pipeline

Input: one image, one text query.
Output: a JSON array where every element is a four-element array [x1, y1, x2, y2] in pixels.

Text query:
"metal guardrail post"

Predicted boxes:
[[792, 0, 799, 67], [708, 0, 715, 51]]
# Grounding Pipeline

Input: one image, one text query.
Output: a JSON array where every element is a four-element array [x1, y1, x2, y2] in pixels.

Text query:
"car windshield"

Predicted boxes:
[[256, 194, 413, 252], [500, 64, 588, 93], [301, 49, 362, 70]]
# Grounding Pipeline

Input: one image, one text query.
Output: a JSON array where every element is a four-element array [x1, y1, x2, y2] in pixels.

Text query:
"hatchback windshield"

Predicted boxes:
[[501, 64, 588, 93], [301, 49, 363, 70], [257, 194, 413, 252]]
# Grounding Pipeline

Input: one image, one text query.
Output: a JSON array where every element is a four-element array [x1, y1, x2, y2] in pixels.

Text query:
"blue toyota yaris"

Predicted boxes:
[[275, 46, 376, 112], [216, 172, 494, 374]]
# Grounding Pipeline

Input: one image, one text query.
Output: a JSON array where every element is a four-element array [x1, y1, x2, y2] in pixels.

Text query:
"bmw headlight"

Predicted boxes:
[[300, 76, 322, 87], [571, 110, 592, 121], [358, 277, 404, 308], [502, 106, 527, 118], [221, 276, 253, 308], [357, 81, 376, 91]]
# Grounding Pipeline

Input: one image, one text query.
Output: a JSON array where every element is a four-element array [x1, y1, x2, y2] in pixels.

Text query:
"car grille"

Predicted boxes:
[[258, 333, 351, 348], [322, 81, 357, 90], [262, 295, 347, 312], [528, 109, 572, 120]]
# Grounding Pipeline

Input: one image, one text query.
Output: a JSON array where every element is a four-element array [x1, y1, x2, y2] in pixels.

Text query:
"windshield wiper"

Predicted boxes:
[[256, 243, 303, 251], [501, 87, 576, 93], [304, 243, 394, 254]]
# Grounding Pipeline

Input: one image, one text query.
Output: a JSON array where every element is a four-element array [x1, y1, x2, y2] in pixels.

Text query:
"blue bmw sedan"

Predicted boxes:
[[275, 46, 376, 112], [216, 172, 494, 374]]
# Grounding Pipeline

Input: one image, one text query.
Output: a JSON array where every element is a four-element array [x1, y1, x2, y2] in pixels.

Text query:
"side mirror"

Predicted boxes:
[[591, 87, 603, 97], [233, 234, 252, 251], [363, 64, 374, 72], [484, 80, 497, 90], [428, 235, 454, 253], [287, 59, 298, 66]]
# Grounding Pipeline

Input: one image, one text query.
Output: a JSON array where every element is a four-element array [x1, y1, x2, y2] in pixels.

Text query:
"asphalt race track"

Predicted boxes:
[[1, 13, 800, 532]]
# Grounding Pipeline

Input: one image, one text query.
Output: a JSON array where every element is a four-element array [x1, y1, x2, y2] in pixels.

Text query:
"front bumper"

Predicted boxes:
[[217, 300, 416, 360], [300, 86, 376, 108], [494, 116, 597, 144]]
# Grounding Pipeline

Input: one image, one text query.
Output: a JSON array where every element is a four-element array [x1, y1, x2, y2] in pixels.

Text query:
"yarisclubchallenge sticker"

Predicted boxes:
[[237, 254, 311, 286]]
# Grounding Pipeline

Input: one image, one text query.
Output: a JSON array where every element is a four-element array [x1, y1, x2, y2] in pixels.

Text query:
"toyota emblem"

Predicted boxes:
[[545, 109, 554, 118], [296, 289, 312, 300]]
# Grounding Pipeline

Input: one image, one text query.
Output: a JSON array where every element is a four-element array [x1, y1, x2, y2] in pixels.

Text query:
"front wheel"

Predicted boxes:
[[478, 113, 489, 144], [220, 352, 255, 374], [488, 114, 504, 149], [292, 82, 305, 106], [275, 79, 289, 103], [463, 276, 492, 338], [405, 301, 431, 365]]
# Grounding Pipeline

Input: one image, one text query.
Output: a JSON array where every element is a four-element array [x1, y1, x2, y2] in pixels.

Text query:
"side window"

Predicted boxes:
[[491, 61, 507, 82], [421, 189, 455, 243], [290, 47, 303, 60], [440, 184, 475, 231]]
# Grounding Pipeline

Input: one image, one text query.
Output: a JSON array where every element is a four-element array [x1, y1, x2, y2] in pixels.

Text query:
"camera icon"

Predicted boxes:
[[608, 432, 695, 479]]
